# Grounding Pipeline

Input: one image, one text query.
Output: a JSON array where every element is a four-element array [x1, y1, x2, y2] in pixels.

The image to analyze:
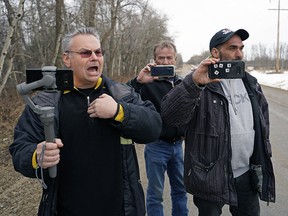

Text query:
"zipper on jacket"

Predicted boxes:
[[170, 80, 175, 87], [87, 96, 90, 106]]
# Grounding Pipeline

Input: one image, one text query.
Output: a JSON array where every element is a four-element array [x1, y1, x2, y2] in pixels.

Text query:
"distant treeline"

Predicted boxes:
[[186, 43, 288, 71]]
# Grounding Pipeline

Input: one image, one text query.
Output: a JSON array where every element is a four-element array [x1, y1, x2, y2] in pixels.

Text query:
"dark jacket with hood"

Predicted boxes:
[[10, 75, 162, 216], [161, 71, 275, 206]]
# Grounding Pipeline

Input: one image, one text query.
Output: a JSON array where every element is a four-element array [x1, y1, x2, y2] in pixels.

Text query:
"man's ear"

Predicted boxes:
[[211, 48, 220, 58], [62, 53, 71, 68]]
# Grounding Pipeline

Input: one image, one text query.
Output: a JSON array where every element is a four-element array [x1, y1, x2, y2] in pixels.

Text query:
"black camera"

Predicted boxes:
[[26, 67, 74, 91], [151, 65, 175, 77], [208, 60, 245, 79]]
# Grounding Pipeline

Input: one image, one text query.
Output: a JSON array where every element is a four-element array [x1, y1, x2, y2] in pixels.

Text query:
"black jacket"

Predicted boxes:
[[10, 75, 162, 216], [161, 72, 275, 206], [128, 75, 184, 142]]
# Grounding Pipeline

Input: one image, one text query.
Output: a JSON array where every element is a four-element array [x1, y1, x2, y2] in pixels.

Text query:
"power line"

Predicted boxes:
[[268, 0, 288, 72]]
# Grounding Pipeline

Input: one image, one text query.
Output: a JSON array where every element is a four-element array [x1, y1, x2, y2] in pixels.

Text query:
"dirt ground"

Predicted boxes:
[[0, 91, 42, 216]]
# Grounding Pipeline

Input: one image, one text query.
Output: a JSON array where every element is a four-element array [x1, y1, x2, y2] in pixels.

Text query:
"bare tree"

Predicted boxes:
[[84, 0, 98, 26], [0, 0, 173, 94], [52, 0, 65, 66], [0, 0, 25, 95]]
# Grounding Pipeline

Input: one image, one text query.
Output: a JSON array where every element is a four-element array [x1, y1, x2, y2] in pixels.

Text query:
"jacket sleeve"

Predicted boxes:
[[126, 77, 143, 94], [257, 83, 272, 156], [161, 72, 202, 128], [9, 105, 46, 178], [110, 83, 162, 144]]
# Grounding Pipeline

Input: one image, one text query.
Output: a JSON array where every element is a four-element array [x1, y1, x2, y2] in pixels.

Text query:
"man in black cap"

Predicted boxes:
[[161, 28, 276, 216], [209, 28, 249, 52]]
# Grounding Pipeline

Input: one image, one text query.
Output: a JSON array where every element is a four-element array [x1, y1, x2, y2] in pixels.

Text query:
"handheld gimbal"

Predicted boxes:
[[17, 66, 73, 179]]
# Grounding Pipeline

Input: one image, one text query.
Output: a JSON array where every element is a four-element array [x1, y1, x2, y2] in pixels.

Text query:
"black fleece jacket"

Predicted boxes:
[[128, 75, 184, 142]]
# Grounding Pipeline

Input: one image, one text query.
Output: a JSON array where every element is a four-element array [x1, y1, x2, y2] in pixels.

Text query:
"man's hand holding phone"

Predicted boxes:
[[192, 58, 220, 86], [136, 63, 156, 84], [193, 58, 245, 87]]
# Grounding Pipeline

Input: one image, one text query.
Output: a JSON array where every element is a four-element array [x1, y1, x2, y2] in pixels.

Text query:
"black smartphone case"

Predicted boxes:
[[208, 60, 245, 79], [151, 65, 175, 77]]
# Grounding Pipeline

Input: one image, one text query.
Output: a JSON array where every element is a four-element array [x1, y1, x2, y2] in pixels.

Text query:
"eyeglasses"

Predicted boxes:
[[65, 48, 105, 58]]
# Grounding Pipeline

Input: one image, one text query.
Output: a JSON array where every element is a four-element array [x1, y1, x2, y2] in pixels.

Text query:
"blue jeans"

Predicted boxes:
[[145, 140, 188, 216], [193, 170, 260, 216]]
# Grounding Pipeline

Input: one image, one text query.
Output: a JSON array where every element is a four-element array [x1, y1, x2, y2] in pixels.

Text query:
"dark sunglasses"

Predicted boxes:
[[65, 48, 105, 58]]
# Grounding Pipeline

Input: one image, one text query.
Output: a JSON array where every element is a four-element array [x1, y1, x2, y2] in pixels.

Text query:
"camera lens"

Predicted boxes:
[[236, 67, 241, 74]]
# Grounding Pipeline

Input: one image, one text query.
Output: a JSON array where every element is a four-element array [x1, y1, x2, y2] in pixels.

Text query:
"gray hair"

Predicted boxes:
[[153, 41, 177, 59], [62, 27, 100, 52]]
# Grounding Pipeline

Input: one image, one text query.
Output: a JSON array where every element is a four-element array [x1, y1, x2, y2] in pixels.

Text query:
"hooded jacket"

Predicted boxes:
[[10, 75, 162, 216], [161, 71, 275, 206]]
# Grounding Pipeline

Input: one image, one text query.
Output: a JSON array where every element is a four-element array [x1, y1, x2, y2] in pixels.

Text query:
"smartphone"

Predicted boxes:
[[151, 65, 175, 77], [208, 60, 245, 79], [26, 68, 74, 91]]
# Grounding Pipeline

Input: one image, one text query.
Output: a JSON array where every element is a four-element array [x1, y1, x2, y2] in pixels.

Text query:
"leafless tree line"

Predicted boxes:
[[0, 0, 178, 95], [247, 43, 288, 70], [1, 0, 287, 95]]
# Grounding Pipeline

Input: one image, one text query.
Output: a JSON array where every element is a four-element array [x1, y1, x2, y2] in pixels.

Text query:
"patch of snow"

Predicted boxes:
[[249, 71, 288, 91]]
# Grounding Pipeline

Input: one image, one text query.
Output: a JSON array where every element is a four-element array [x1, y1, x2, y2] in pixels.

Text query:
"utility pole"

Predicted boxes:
[[269, 0, 288, 72]]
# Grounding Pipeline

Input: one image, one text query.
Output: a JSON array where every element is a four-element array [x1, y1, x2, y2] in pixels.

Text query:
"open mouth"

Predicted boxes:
[[87, 66, 99, 72]]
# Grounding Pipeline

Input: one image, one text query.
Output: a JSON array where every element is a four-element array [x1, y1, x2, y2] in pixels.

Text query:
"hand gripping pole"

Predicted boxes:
[[17, 66, 58, 178]]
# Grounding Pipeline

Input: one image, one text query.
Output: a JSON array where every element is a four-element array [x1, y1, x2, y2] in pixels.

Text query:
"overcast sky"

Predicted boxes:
[[149, 0, 288, 61]]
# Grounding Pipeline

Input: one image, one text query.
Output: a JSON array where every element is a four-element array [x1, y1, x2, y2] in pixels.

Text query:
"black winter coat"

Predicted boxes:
[[127, 76, 184, 141], [10, 75, 162, 216], [161, 72, 275, 206]]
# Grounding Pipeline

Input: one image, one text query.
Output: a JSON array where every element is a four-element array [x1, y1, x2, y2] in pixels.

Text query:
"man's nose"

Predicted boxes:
[[162, 57, 170, 64], [89, 51, 99, 60], [235, 49, 243, 59]]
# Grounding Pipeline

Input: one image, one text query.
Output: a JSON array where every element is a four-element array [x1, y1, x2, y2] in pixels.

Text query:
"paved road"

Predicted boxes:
[[135, 85, 288, 216]]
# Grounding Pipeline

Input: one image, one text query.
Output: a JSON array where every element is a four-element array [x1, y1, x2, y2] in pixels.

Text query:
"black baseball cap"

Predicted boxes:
[[209, 28, 249, 51]]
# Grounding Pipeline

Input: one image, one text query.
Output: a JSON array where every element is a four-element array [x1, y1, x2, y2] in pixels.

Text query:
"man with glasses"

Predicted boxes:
[[128, 41, 188, 216], [10, 27, 162, 216]]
